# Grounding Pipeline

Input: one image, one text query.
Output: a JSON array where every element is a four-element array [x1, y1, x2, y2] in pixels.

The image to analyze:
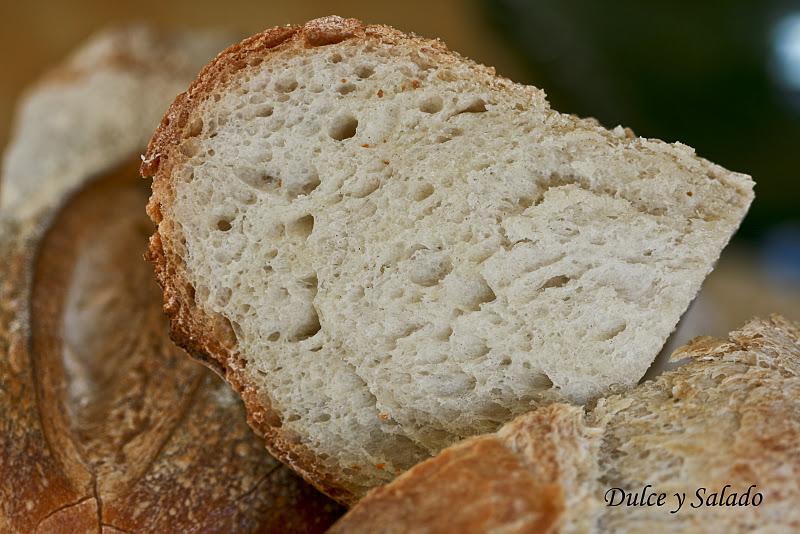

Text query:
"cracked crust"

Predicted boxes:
[[142, 15, 510, 505], [1, 24, 345, 531], [0, 162, 344, 532]]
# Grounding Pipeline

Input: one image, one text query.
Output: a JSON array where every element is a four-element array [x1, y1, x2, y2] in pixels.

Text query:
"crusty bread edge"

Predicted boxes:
[[329, 314, 800, 531], [142, 15, 473, 505], [328, 403, 602, 533]]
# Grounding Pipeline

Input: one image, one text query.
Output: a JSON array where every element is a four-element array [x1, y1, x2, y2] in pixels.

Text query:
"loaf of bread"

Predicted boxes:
[[0, 164, 343, 532], [142, 16, 754, 502], [331, 315, 800, 533], [0, 27, 342, 533]]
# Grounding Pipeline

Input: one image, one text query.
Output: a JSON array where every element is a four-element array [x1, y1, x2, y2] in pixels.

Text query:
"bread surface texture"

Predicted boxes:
[[331, 315, 800, 533], [143, 15, 754, 501]]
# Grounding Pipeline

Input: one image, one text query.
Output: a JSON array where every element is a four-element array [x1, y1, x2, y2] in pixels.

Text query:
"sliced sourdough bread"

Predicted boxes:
[[142, 16, 754, 502], [331, 315, 800, 533]]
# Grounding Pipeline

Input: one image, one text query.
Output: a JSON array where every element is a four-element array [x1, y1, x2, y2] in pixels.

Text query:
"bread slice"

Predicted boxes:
[[142, 16, 754, 502], [1, 25, 232, 220], [331, 315, 800, 532]]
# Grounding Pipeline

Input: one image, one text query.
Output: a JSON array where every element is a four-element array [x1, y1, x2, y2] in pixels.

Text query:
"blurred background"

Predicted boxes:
[[1, 0, 797, 342]]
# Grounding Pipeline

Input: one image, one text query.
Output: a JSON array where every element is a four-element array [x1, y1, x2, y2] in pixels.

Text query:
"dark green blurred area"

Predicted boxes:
[[483, 0, 800, 242]]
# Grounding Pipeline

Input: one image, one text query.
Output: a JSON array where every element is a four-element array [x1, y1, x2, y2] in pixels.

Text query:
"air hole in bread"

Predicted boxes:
[[288, 215, 315, 239], [291, 308, 321, 341], [329, 113, 358, 141], [267, 331, 280, 342], [413, 183, 434, 201], [298, 172, 321, 197], [455, 97, 487, 114], [236, 168, 279, 192], [251, 105, 273, 118], [436, 127, 462, 143], [217, 287, 232, 306], [355, 64, 375, 78], [598, 321, 627, 341], [408, 249, 451, 286], [482, 402, 511, 421], [275, 76, 298, 93], [533, 373, 554, 389], [437, 326, 453, 341], [301, 276, 318, 295], [187, 117, 203, 137], [419, 95, 443, 114], [180, 139, 200, 157], [338, 83, 356, 95], [518, 196, 534, 209], [539, 275, 570, 290], [174, 165, 193, 183], [329, 52, 343, 63], [472, 282, 496, 310]]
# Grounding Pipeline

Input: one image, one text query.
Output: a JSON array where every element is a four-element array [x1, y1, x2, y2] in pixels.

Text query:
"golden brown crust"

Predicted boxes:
[[141, 15, 485, 504], [591, 315, 800, 531], [0, 161, 343, 532], [331, 316, 800, 532], [330, 404, 598, 534], [332, 438, 563, 534]]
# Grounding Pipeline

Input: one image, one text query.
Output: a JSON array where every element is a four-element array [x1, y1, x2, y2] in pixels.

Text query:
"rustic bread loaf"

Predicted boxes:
[[0, 164, 342, 533], [331, 315, 800, 533], [0, 26, 343, 533], [142, 16, 754, 502]]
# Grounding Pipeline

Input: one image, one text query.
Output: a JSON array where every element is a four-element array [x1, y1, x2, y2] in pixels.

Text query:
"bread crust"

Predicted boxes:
[[329, 315, 800, 532], [1, 24, 345, 530], [0, 162, 343, 532], [142, 15, 509, 504], [328, 404, 600, 533]]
